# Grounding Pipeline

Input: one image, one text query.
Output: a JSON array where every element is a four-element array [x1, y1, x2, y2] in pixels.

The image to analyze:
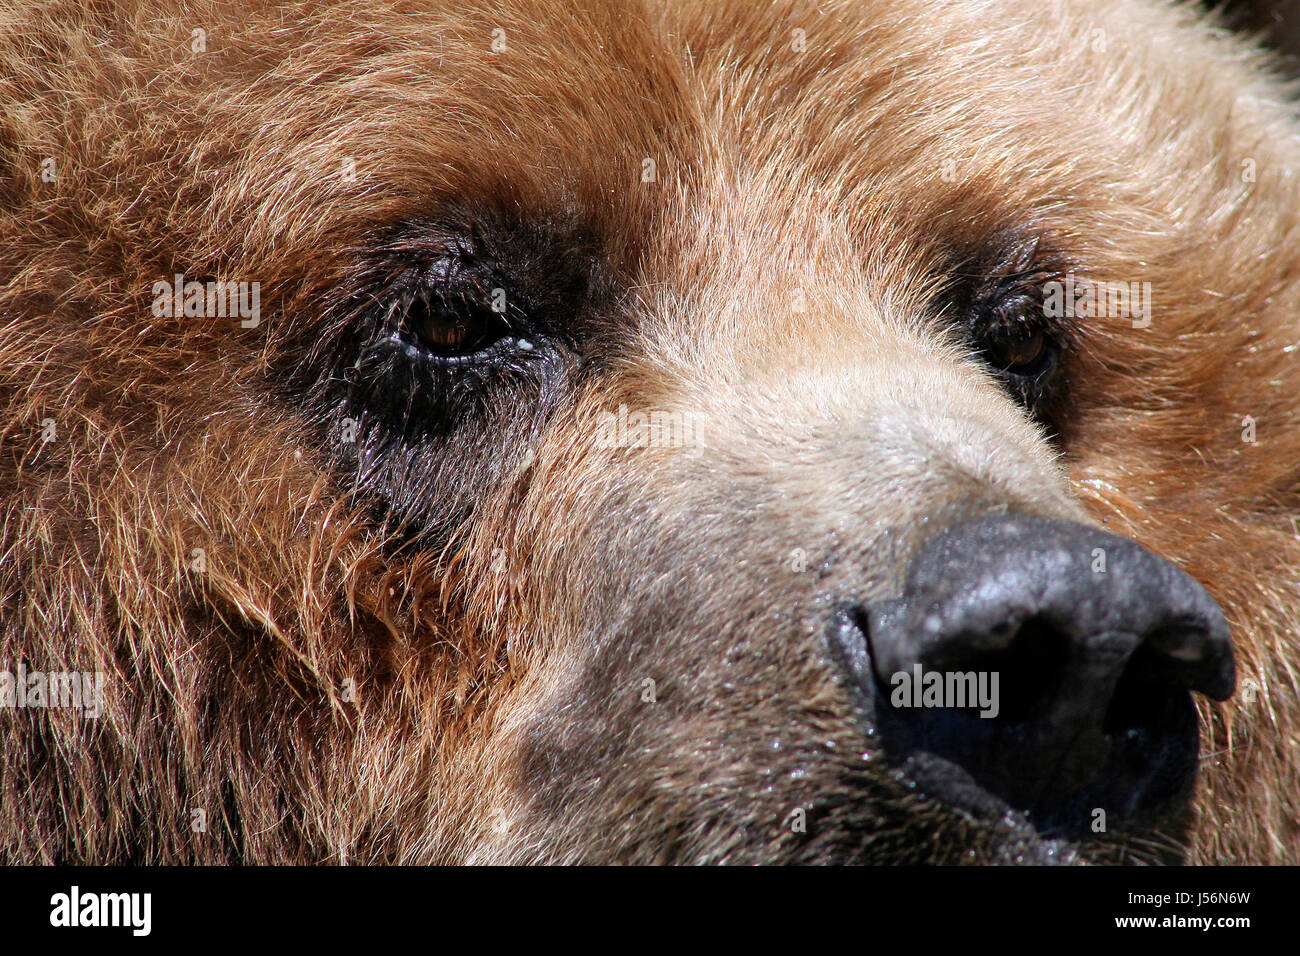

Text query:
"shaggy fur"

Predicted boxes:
[[1, 0, 1298, 863]]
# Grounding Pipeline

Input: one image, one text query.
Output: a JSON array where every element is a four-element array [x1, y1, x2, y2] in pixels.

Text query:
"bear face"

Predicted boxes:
[[1, 0, 1297, 864]]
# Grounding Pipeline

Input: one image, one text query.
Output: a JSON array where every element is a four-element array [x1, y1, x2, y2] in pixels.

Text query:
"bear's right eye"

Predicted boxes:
[[973, 310, 1062, 413], [401, 288, 516, 364], [286, 212, 605, 462], [277, 212, 605, 541]]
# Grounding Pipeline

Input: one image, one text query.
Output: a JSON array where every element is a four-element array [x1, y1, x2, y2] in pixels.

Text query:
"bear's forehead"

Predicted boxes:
[[29, 0, 1282, 350], [144, 0, 1250, 281]]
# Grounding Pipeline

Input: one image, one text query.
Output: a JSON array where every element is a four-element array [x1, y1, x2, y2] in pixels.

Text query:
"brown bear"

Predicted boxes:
[[1, 0, 1298, 865]]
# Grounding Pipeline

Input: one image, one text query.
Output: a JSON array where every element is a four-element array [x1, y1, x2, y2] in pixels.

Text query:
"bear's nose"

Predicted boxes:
[[830, 514, 1235, 835]]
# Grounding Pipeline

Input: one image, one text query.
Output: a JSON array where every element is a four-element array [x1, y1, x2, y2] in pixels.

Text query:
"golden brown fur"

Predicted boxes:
[[1, 0, 1298, 863]]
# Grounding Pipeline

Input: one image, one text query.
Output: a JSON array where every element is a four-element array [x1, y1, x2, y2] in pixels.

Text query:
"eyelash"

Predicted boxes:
[[326, 280, 510, 438], [391, 291, 519, 366], [943, 251, 1068, 418]]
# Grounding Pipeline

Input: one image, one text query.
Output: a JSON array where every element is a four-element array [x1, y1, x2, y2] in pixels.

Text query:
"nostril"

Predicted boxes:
[[863, 608, 1074, 726], [1102, 619, 1234, 736], [1140, 622, 1235, 700], [1147, 623, 1213, 663], [1103, 651, 1189, 738], [832, 513, 1236, 835], [962, 618, 1070, 726]]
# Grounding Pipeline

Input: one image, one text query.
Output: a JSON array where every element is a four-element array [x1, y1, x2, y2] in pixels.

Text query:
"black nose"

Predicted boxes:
[[830, 514, 1234, 836]]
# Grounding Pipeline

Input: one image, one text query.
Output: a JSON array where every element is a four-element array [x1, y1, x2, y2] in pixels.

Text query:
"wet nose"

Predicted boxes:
[[831, 514, 1234, 834]]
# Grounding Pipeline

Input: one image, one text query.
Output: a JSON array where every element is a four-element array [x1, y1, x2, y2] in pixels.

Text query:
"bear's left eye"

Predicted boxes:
[[979, 320, 1057, 382], [942, 234, 1067, 419], [971, 303, 1062, 414]]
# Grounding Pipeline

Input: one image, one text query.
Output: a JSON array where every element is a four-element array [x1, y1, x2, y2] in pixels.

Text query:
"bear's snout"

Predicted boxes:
[[831, 514, 1235, 838]]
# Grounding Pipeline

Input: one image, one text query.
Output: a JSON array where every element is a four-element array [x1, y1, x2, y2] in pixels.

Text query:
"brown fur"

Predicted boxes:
[[1, 0, 1298, 863]]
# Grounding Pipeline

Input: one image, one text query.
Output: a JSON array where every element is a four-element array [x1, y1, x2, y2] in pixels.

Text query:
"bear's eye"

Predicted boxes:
[[941, 234, 1068, 420], [403, 290, 513, 362], [981, 323, 1054, 378], [971, 306, 1062, 415]]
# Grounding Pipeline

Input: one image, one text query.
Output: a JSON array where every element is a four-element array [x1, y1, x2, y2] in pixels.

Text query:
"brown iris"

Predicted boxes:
[[985, 324, 1049, 374], [407, 294, 505, 359]]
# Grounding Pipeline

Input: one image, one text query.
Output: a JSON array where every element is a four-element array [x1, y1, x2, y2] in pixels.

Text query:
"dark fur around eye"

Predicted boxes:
[[939, 233, 1072, 422], [338, 246, 548, 439], [272, 213, 610, 544], [284, 215, 604, 443]]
